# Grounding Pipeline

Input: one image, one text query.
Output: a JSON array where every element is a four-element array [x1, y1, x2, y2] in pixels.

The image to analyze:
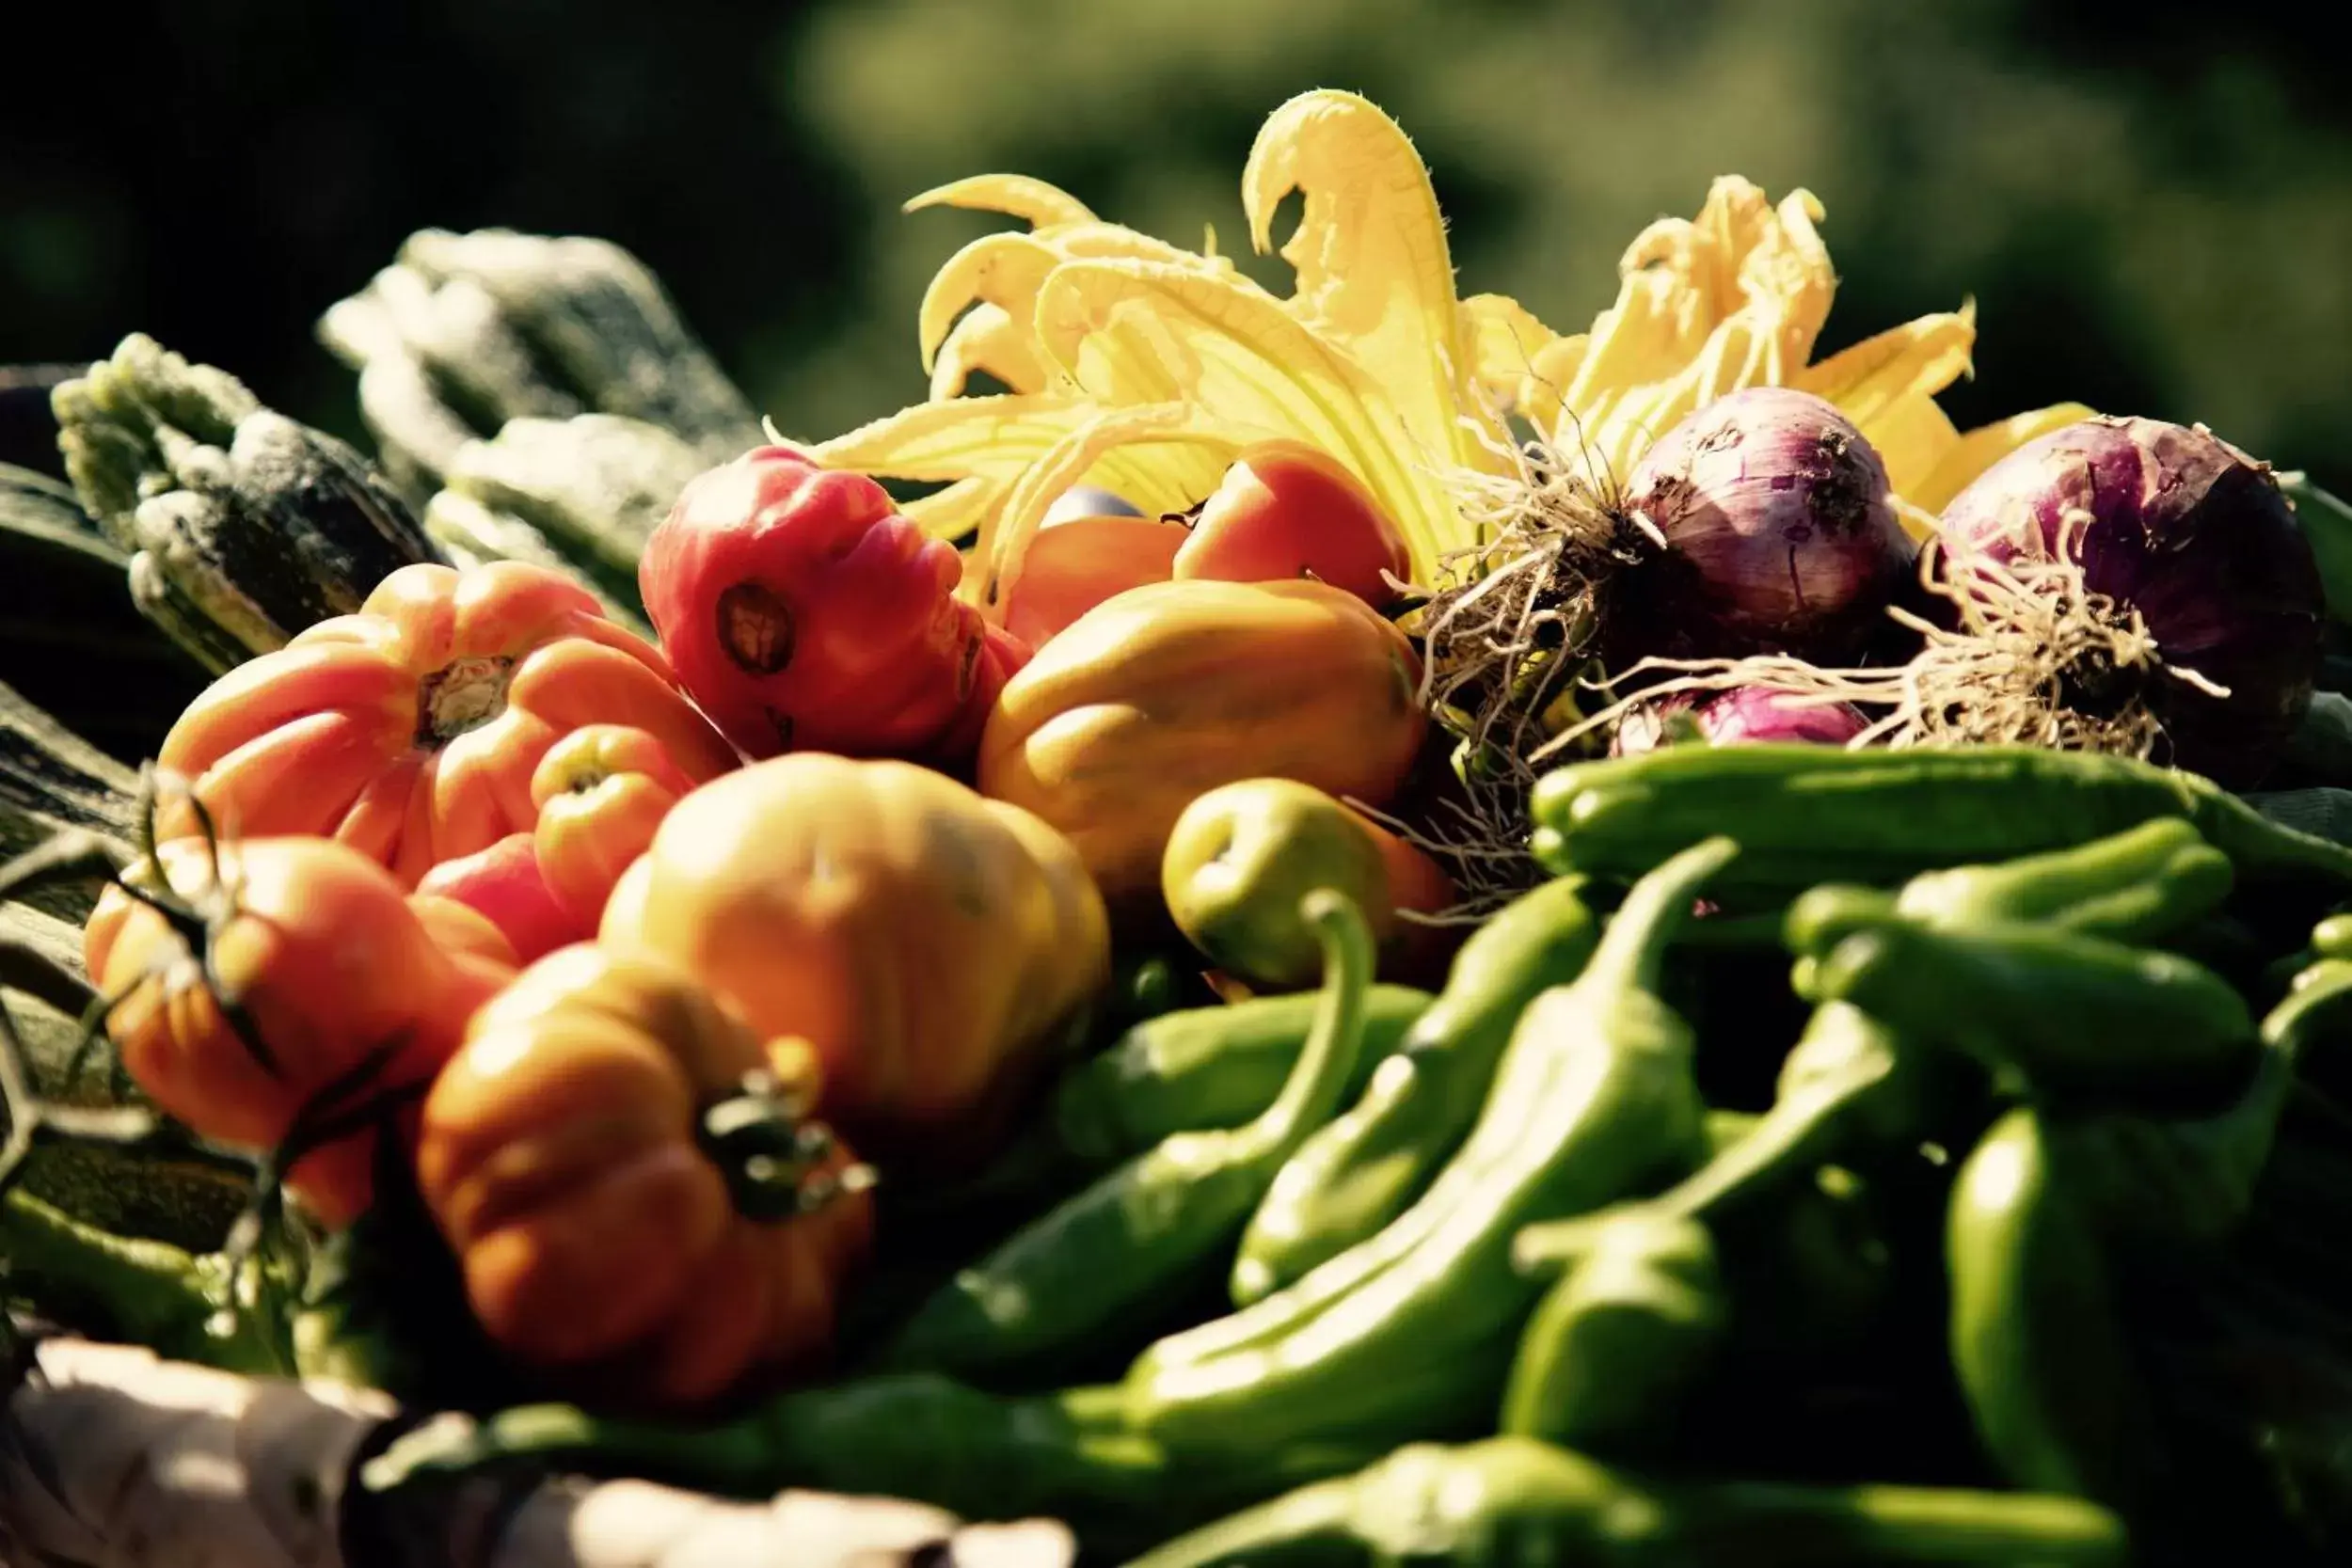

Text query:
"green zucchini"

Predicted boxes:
[[52, 333, 446, 673], [317, 227, 761, 500], [1, 899, 246, 1252], [422, 487, 654, 638], [431, 412, 707, 615], [0, 464, 210, 759], [0, 679, 139, 925]]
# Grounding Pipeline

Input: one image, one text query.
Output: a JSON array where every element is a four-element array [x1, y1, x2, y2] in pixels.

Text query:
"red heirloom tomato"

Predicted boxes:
[[529, 724, 696, 931], [416, 943, 874, 1410], [154, 561, 739, 887], [85, 835, 509, 1226], [1000, 514, 1189, 651], [639, 446, 1029, 767], [405, 890, 525, 984], [414, 832, 587, 964], [1175, 439, 1413, 610]]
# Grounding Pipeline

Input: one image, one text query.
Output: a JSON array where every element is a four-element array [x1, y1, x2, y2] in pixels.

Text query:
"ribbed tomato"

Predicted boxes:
[[416, 943, 873, 1410], [640, 447, 1028, 768], [154, 561, 739, 887], [597, 753, 1109, 1167], [85, 835, 510, 1226]]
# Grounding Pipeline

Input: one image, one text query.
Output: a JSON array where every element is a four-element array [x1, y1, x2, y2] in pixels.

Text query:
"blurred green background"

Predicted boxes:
[[4, 0, 2347, 496]]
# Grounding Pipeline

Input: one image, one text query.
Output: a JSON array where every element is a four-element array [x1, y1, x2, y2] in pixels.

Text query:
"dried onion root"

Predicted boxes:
[[1375, 418, 1641, 915], [1536, 528, 2226, 768]]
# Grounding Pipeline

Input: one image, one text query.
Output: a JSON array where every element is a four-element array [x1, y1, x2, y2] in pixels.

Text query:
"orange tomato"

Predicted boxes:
[[530, 724, 696, 931], [405, 891, 523, 986], [85, 835, 508, 1226], [599, 753, 1109, 1167], [416, 943, 873, 1410], [1175, 440, 1412, 609], [154, 561, 739, 887], [1001, 515, 1189, 651], [414, 832, 587, 964]]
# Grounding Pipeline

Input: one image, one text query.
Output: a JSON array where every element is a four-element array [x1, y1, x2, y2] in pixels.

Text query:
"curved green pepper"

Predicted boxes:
[[1229, 874, 1601, 1306], [1124, 840, 1726, 1459], [1890, 817, 2233, 942], [1051, 985, 1432, 1165], [1810, 919, 2257, 1114], [1119, 1436, 2130, 1568], [1505, 1003, 1925, 1463], [1785, 819, 2235, 958], [1947, 1106, 2163, 1513], [1499, 1208, 1724, 1458], [879, 892, 1375, 1386], [1531, 741, 2352, 902], [2312, 912, 2352, 960], [0, 1188, 296, 1377], [361, 1373, 1376, 1559]]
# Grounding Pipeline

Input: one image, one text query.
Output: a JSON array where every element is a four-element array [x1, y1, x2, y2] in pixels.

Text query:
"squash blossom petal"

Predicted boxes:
[[800, 92, 2090, 603]]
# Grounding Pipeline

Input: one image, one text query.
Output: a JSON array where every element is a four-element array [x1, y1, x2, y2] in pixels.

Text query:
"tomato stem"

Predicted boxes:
[[697, 1070, 874, 1222], [415, 655, 516, 746]]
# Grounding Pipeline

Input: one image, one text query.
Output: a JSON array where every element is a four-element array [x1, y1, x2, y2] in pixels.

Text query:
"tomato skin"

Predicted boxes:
[[405, 892, 523, 988], [415, 943, 872, 1410], [415, 832, 587, 964], [154, 562, 739, 888], [530, 725, 695, 930], [640, 448, 1029, 767], [598, 753, 1109, 1167], [1002, 515, 1189, 651], [84, 835, 506, 1225], [1174, 440, 1412, 609]]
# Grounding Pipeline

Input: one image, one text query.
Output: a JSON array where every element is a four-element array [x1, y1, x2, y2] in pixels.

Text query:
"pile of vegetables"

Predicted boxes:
[[10, 87, 2352, 1568]]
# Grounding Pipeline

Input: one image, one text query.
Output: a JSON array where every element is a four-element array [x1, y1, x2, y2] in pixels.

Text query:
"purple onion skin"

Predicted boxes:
[[1936, 416, 2325, 787], [1612, 685, 1871, 757], [1607, 386, 1915, 667]]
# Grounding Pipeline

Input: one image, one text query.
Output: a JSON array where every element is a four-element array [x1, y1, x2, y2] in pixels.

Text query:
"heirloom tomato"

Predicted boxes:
[[153, 561, 738, 887]]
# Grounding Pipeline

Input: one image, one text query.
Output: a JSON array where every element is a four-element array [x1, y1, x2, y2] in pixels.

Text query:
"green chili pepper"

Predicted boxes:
[[1889, 818, 2233, 942], [1051, 985, 1432, 1165], [1107, 950, 1216, 1029], [0, 1188, 297, 1376], [360, 1373, 1375, 1559], [1809, 919, 2258, 1114], [1228, 874, 1601, 1307], [1703, 1106, 1763, 1153], [2042, 1015, 2307, 1254], [1784, 820, 2236, 982], [1123, 840, 1727, 1459], [2312, 912, 2352, 960], [2268, 957, 2352, 1101], [1518, 1000, 1970, 1290], [872, 982, 1431, 1261], [1119, 1436, 2131, 1568], [1506, 1005, 1925, 1460], [1500, 1208, 1724, 1457], [1531, 742, 2352, 905], [1947, 1106, 2164, 1513], [877, 893, 1376, 1386]]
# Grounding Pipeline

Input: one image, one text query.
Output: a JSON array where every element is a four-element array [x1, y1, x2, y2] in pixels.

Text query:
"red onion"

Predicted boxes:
[[1605, 386, 1915, 667], [1935, 416, 2325, 786], [1612, 685, 1871, 757]]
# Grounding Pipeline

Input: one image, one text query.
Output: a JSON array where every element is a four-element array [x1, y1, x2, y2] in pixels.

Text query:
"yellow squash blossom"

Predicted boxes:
[[801, 88, 2090, 609]]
